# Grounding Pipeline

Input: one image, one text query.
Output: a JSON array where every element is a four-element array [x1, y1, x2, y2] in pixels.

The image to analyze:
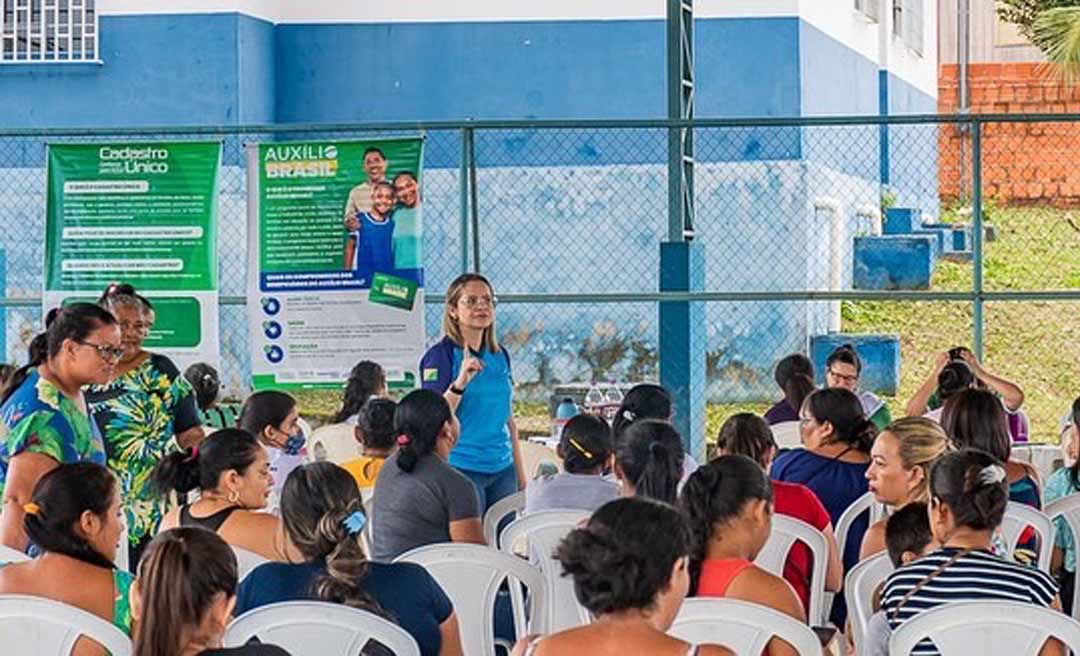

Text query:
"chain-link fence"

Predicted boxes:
[[1, 115, 1077, 445]]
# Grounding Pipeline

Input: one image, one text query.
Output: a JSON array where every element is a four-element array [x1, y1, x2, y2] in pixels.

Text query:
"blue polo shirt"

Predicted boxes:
[[420, 337, 513, 474]]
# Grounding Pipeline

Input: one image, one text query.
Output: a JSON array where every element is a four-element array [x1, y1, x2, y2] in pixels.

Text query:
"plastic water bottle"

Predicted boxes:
[[584, 382, 605, 412], [552, 397, 579, 439], [605, 379, 623, 405]]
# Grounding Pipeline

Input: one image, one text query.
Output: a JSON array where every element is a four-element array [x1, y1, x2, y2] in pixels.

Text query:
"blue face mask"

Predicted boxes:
[[282, 430, 306, 456]]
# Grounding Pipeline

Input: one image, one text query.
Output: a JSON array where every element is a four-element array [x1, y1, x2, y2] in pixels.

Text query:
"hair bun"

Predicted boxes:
[[977, 464, 1006, 486]]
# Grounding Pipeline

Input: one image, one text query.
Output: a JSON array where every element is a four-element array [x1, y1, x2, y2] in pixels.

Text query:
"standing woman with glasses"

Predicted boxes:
[[87, 283, 205, 567], [420, 274, 525, 511], [0, 303, 121, 551]]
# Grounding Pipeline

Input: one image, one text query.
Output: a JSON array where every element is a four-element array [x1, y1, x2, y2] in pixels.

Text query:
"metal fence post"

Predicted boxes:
[[468, 128, 481, 274], [971, 118, 984, 360], [459, 127, 471, 274]]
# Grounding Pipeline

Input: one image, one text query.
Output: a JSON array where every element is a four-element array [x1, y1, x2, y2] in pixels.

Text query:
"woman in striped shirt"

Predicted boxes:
[[880, 449, 1063, 656]]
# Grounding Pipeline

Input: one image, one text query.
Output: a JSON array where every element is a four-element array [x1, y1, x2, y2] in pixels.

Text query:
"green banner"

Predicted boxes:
[[45, 142, 220, 292], [44, 141, 221, 369]]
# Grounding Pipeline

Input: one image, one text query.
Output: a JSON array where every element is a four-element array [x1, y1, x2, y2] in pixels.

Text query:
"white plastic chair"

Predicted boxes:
[[835, 492, 886, 563], [395, 542, 546, 656], [0, 545, 30, 564], [360, 494, 375, 556], [845, 552, 894, 655], [668, 597, 821, 656], [889, 600, 1080, 655], [0, 594, 132, 656], [771, 421, 802, 449], [499, 510, 591, 632], [233, 546, 269, 582], [754, 515, 829, 625], [307, 422, 361, 465], [483, 490, 526, 547], [519, 440, 562, 479], [1045, 495, 1080, 619], [225, 600, 420, 656], [1001, 501, 1053, 573]]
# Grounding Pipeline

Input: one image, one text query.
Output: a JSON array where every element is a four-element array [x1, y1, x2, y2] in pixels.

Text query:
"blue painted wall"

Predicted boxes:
[[886, 72, 939, 215], [237, 15, 276, 123]]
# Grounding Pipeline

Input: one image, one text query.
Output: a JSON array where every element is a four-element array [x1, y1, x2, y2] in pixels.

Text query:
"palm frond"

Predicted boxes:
[[1033, 7, 1080, 84]]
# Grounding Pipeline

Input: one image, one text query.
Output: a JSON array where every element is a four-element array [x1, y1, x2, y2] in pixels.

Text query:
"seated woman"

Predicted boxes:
[[525, 413, 617, 514], [614, 419, 684, 504], [331, 360, 387, 426], [0, 463, 130, 656], [680, 455, 805, 656], [372, 389, 483, 561], [880, 449, 1063, 656], [512, 497, 731, 656], [340, 397, 397, 495], [715, 413, 843, 614], [1045, 395, 1080, 615], [236, 462, 464, 656], [152, 428, 287, 562], [239, 390, 307, 506], [907, 347, 1026, 441], [132, 527, 290, 656], [860, 417, 950, 560], [763, 354, 815, 426], [611, 383, 699, 483]]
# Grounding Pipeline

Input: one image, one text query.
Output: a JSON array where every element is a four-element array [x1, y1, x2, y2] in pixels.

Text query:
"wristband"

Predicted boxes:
[[449, 384, 465, 396]]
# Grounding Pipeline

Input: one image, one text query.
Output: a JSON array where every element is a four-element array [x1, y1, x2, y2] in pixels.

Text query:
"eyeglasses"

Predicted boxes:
[[827, 367, 859, 385], [118, 321, 152, 334], [458, 295, 497, 309], [78, 341, 125, 362]]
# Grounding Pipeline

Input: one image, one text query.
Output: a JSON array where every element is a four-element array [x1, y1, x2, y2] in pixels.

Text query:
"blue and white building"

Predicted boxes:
[[1, 1, 938, 400]]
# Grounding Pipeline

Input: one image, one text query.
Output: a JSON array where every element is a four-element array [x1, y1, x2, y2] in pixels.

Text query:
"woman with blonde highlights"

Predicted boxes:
[[860, 416, 950, 559], [418, 273, 524, 512]]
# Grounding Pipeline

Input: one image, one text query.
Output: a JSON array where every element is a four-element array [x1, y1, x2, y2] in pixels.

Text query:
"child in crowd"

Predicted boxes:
[[525, 413, 617, 514], [343, 181, 397, 283], [183, 362, 240, 430], [858, 502, 939, 656], [340, 397, 397, 495], [239, 390, 307, 511]]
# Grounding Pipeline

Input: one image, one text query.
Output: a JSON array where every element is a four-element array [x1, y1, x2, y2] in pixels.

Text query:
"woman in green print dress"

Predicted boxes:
[[0, 303, 122, 551], [87, 284, 204, 567]]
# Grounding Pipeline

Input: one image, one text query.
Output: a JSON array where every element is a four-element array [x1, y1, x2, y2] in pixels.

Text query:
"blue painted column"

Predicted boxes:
[[659, 241, 706, 462]]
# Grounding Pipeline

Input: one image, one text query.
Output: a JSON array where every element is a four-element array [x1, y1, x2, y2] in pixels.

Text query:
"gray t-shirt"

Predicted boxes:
[[372, 451, 481, 562], [524, 472, 618, 515]]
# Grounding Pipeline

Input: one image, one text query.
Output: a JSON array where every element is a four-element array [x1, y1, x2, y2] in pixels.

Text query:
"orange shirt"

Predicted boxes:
[[340, 455, 386, 489]]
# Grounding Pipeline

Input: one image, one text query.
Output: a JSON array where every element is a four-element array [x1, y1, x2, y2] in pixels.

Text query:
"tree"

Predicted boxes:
[[1032, 6, 1080, 83], [998, 0, 1080, 43]]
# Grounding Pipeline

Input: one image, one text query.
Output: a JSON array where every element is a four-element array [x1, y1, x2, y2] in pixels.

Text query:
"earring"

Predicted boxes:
[[228, 490, 240, 505]]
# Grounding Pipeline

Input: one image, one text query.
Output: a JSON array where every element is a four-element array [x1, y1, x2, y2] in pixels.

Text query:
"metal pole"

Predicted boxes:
[[667, 0, 694, 242], [972, 118, 984, 359], [459, 128, 470, 273], [468, 128, 481, 273], [958, 0, 970, 112]]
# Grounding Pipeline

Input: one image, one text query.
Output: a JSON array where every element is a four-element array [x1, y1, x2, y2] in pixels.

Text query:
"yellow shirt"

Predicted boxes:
[[341, 455, 385, 489]]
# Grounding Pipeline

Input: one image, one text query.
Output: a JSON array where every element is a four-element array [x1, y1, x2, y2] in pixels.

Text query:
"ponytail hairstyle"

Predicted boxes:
[[239, 390, 297, 440], [183, 362, 221, 411], [614, 419, 684, 504], [132, 527, 238, 656], [150, 428, 262, 496], [804, 388, 877, 453], [357, 397, 397, 450], [937, 360, 975, 403], [774, 354, 815, 415], [394, 389, 452, 474], [333, 360, 386, 424], [280, 463, 386, 616], [929, 448, 1008, 531], [2, 303, 117, 405], [23, 462, 117, 570], [939, 388, 1011, 462], [611, 383, 673, 443], [98, 281, 154, 315], [559, 414, 614, 475], [716, 413, 777, 468], [879, 417, 951, 504], [556, 497, 690, 616], [826, 343, 863, 375], [678, 455, 774, 593]]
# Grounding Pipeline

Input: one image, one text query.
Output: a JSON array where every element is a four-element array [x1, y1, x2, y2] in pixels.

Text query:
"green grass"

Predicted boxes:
[[294, 206, 1080, 445]]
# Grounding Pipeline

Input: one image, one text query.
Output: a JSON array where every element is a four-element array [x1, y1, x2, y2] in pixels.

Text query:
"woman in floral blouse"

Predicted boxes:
[[87, 283, 204, 568]]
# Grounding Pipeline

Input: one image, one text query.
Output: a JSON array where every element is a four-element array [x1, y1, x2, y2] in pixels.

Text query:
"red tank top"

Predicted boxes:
[[697, 558, 755, 597]]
